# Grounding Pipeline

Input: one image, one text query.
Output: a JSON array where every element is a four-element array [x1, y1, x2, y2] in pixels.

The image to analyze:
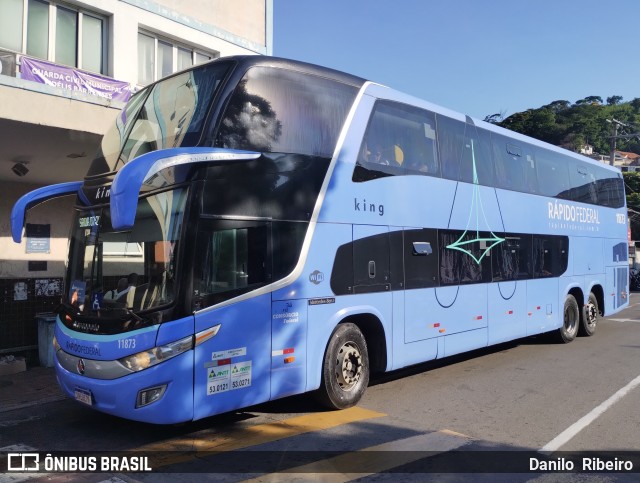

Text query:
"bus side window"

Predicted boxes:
[[459, 126, 494, 185], [492, 234, 532, 281], [536, 149, 571, 198], [568, 161, 598, 204], [354, 101, 440, 181], [436, 115, 465, 181], [533, 235, 568, 277], [492, 137, 537, 193]]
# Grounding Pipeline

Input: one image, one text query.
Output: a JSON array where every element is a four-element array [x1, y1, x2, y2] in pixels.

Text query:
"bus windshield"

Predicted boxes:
[[87, 61, 231, 175], [67, 189, 188, 314]]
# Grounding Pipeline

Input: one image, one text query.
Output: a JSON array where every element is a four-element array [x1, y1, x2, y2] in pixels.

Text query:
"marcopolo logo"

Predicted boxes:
[[309, 270, 324, 285]]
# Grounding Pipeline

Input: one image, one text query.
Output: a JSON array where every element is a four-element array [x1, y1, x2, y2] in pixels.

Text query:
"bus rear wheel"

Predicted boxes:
[[580, 292, 600, 337], [315, 323, 369, 410], [557, 294, 579, 343]]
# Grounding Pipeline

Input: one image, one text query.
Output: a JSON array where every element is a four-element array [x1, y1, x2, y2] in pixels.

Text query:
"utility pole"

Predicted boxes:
[[609, 120, 618, 166]]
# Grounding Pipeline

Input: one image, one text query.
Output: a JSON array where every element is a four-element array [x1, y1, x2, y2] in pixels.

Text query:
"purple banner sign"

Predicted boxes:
[[20, 56, 131, 103]]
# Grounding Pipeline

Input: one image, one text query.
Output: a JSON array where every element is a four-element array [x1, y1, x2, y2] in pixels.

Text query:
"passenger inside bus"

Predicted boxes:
[[104, 277, 128, 300]]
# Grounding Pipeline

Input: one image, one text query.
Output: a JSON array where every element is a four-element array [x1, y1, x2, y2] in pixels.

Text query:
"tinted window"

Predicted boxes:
[[192, 220, 270, 308], [216, 66, 358, 157], [354, 101, 439, 181], [536, 149, 571, 198], [201, 154, 330, 221], [568, 159, 598, 204], [532, 235, 568, 277], [439, 230, 491, 285], [117, 63, 229, 168], [459, 125, 494, 186], [492, 234, 532, 281], [493, 136, 538, 193], [437, 116, 465, 180], [594, 167, 624, 208], [272, 221, 308, 280]]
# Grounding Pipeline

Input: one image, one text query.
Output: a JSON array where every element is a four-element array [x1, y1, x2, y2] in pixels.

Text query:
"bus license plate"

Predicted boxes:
[[74, 388, 92, 406]]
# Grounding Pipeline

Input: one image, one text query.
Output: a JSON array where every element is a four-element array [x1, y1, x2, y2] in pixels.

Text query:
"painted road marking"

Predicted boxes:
[[243, 429, 472, 482], [605, 318, 640, 323], [540, 374, 640, 453], [142, 406, 385, 469]]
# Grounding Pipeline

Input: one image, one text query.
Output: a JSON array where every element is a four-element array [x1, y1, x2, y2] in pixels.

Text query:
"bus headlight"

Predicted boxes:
[[118, 335, 193, 372]]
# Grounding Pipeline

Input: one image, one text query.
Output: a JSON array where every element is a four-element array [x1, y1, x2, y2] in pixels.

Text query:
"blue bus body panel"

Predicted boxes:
[[271, 299, 308, 400], [487, 281, 527, 344], [11, 181, 83, 242], [156, 315, 195, 346], [54, 316, 195, 424], [192, 293, 271, 420], [56, 318, 158, 360]]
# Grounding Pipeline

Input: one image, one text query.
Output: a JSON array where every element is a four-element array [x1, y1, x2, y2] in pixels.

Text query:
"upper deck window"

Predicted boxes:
[[353, 101, 439, 181], [215, 67, 358, 158], [88, 62, 230, 174]]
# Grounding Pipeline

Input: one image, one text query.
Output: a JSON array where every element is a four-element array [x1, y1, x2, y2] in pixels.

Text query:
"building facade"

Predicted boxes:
[[0, 0, 272, 353]]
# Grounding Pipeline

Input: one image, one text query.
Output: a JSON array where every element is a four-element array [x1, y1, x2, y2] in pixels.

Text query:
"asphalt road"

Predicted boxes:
[[2, 293, 640, 482]]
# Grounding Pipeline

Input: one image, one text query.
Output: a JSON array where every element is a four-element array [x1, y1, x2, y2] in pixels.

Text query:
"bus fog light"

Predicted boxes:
[[136, 384, 167, 408]]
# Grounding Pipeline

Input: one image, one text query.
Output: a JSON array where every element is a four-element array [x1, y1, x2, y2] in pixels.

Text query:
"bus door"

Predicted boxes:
[[191, 219, 272, 419]]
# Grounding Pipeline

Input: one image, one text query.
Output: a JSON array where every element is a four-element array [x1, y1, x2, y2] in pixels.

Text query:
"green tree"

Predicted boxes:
[[607, 95, 623, 105]]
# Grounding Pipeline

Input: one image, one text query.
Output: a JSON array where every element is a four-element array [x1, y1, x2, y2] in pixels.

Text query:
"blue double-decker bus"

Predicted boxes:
[[11, 56, 629, 423]]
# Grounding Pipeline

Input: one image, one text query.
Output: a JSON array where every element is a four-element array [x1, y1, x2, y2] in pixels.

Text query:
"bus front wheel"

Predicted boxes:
[[580, 292, 600, 337], [557, 295, 579, 343], [315, 323, 370, 410]]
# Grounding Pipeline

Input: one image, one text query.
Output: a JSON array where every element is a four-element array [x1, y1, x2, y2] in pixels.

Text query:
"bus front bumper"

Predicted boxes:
[[54, 349, 194, 424]]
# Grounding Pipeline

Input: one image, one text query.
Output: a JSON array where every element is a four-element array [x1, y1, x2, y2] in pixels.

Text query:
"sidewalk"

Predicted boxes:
[[0, 366, 65, 414]]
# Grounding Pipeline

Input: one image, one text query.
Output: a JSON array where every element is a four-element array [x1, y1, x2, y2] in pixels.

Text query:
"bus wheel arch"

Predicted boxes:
[[314, 314, 386, 409], [580, 286, 603, 337]]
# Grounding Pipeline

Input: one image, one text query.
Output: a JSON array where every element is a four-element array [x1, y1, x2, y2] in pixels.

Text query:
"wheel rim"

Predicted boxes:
[[585, 301, 598, 330], [564, 303, 578, 334], [335, 341, 363, 391]]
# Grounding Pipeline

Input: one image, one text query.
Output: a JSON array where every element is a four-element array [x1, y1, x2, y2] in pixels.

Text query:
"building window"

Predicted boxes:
[[0, 0, 107, 74], [137, 31, 218, 85]]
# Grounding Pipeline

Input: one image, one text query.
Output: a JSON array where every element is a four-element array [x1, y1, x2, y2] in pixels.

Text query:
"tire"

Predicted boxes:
[[557, 294, 579, 343], [315, 323, 370, 410], [579, 292, 600, 337]]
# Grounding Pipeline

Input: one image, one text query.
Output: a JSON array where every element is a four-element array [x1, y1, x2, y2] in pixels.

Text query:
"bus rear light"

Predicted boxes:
[[136, 384, 167, 408], [284, 356, 295, 364], [195, 324, 221, 347]]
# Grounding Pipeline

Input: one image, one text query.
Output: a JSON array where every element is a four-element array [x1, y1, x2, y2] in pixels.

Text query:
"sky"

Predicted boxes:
[[273, 0, 640, 121]]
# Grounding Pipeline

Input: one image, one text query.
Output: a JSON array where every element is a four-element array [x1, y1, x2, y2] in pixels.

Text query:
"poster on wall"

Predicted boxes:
[[35, 279, 62, 297], [14, 282, 28, 301], [25, 223, 51, 254]]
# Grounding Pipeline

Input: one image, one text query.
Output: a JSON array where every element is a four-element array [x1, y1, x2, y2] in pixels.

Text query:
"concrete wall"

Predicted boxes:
[[0, 183, 75, 279], [152, 0, 267, 46]]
